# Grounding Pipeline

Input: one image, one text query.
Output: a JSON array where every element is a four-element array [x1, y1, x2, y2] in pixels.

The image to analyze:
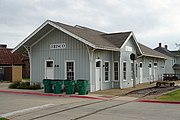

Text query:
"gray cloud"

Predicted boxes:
[[0, 0, 180, 50]]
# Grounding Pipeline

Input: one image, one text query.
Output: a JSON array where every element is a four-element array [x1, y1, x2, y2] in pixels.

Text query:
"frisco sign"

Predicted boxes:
[[50, 43, 66, 50]]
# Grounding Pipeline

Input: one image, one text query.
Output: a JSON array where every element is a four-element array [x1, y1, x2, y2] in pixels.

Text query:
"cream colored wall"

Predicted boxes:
[[12, 66, 22, 82]]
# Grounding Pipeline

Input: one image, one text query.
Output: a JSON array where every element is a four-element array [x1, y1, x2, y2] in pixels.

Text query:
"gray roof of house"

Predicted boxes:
[[101, 32, 131, 48], [154, 46, 175, 57], [13, 20, 166, 59], [51, 21, 119, 49], [139, 43, 167, 58]]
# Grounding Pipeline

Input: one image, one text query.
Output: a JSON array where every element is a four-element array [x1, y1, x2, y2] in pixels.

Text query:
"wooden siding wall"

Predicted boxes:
[[136, 57, 165, 83], [92, 50, 113, 90], [31, 29, 90, 83], [119, 37, 137, 88]]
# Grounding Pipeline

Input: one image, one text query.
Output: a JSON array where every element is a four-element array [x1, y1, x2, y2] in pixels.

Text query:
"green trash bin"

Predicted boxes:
[[77, 80, 89, 95], [51, 80, 64, 94], [43, 79, 53, 93], [64, 80, 75, 94]]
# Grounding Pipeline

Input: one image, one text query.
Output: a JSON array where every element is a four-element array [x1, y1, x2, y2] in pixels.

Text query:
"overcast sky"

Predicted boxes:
[[0, 0, 180, 50]]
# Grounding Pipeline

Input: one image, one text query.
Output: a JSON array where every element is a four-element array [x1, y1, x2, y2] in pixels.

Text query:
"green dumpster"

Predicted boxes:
[[51, 80, 64, 94], [43, 79, 53, 93], [64, 80, 75, 94], [77, 80, 89, 95]]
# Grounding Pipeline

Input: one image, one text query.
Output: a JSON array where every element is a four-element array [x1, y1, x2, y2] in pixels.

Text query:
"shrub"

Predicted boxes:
[[9, 82, 41, 90], [9, 82, 20, 89], [0, 117, 9, 120], [29, 83, 41, 90], [17, 82, 30, 89]]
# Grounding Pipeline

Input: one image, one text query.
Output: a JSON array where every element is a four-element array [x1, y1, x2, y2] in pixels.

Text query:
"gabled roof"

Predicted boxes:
[[51, 21, 119, 50], [138, 43, 167, 59], [154, 46, 174, 57], [12, 20, 166, 59], [101, 32, 131, 48], [12, 20, 138, 53], [0, 48, 23, 65]]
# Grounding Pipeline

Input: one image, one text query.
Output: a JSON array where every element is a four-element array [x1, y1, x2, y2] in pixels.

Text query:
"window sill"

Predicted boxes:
[[112, 80, 119, 82], [104, 80, 110, 83]]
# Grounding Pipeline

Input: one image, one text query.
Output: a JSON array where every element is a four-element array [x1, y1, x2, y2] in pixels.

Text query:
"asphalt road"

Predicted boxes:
[[0, 93, 180, 120]]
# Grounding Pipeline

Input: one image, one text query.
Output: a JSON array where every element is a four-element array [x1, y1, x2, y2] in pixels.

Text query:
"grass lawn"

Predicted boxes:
[[0, 118, 8, 120], [156, 89, 180, 101]]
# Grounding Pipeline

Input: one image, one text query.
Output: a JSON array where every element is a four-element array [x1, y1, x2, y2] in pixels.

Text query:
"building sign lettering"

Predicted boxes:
[[50, 43, 66, 49]]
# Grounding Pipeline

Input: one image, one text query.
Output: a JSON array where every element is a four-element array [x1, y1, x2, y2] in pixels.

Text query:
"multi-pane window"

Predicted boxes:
[[105, 62, 109, 81], [123, 62, 127, 80], [114, 62, 119, 80], [154, 63, 157, 67], [46, 61, 53, 67], [66, 61, 74, 80], [131, 62, 134, 80]]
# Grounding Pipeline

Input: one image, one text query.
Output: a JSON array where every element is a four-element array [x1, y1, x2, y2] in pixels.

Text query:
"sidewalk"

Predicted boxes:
[[0, 82, 180, 104], [0, 83, 113, 100]]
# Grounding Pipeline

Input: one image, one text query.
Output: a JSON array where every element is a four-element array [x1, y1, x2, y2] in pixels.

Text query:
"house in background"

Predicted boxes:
[[154, 43, 180, 75], [0, 44, 29, 82], [171, 50, 180, 74], [154, 43, 175, 74], [12, 20, 166, 92]]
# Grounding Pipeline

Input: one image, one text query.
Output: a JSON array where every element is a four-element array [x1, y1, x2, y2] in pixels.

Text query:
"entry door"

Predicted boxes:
[[45, 60, 54, 79], [154, 67, 157, 81], [139, 62, 143, 83], [95, 60, 102, 91], [154, 64, 157, 81], [149, 63, 152, 80]]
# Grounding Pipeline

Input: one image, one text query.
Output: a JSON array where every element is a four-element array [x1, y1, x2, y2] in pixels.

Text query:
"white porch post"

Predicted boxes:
[[119, 51, 122, 89]]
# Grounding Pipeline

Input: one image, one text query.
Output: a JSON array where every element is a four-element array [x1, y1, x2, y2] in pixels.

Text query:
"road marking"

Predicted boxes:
[[0, 104, 54, 117]]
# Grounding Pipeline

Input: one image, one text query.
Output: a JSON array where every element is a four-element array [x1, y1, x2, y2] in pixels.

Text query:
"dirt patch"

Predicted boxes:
[[127, 86, 180, 98], [92, 81, 180, 97]]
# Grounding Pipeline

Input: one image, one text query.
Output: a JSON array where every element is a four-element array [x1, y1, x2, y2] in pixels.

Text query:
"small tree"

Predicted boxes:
[[175, 43, 180, 55]]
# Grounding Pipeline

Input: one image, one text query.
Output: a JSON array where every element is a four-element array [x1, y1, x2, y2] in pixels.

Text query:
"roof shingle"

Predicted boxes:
[[0, 48, 23, 65]]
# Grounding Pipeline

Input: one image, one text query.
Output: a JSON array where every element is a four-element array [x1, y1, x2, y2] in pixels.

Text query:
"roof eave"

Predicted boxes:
[[12, 20, 51, 53], [120, 32, 142, 54], [94, 46, 120, 51], [141, 53, 166, 59], [49, 22, 96, 49]]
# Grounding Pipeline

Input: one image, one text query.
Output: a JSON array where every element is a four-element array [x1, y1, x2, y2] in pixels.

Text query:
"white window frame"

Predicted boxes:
[[65, 60, 75, 80], [45, 60, 54, 79], [123, 61, 127, 81], [113, 61, 119, 81], [104, 61, 110, 82]]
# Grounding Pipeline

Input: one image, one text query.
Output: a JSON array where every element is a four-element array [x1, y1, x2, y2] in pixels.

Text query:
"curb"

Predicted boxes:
[[136, 99, 180, 104], [0, 89, 107, 100]]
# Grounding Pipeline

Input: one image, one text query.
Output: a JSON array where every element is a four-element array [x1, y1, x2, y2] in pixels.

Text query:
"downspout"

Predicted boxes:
[[23, 45, 32, 84]]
